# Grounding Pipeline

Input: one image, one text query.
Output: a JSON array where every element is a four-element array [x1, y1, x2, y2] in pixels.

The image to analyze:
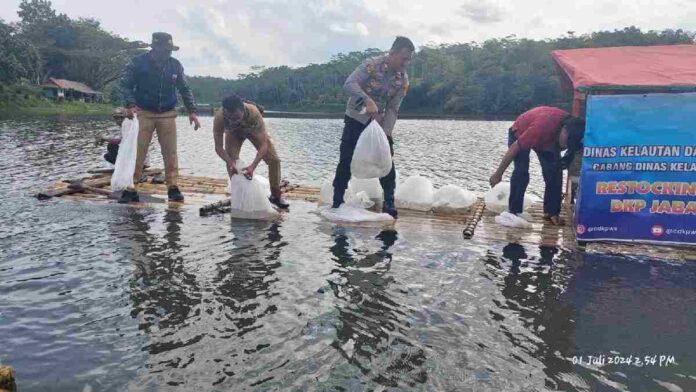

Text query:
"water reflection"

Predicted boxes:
[[124, 210, 202, 368], [329, 229, 427, 388]]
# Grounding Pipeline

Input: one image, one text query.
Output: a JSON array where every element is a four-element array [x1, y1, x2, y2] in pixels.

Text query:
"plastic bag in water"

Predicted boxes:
[[111, 115, 139, 191], [347, 191, 374, 209], [319, 179, 374, 209], [319, 204, 394, 223], [319, 180, 354, 206], [395, 175, 434, 211], [350, 178, 382, 202], [350, 121, 392, 179], [228, 160, 278, 220], [484, 182, 535, 214], [495, 211, 532, 228], [433, 185, 477, 212]]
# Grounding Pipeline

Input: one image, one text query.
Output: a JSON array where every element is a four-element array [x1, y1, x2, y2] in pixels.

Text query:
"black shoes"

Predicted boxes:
[[168, 186, 184, 202], [118, 189, 140, 204], [269, 195, 290, 209], [382, 202, 398, 219]]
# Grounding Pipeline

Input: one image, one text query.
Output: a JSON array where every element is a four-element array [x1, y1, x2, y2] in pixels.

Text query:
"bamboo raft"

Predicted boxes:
[[36, 169, 696, 261]]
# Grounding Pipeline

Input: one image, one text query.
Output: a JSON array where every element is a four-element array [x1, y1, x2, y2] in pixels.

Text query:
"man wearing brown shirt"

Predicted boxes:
[[213, 94, 289, 209]]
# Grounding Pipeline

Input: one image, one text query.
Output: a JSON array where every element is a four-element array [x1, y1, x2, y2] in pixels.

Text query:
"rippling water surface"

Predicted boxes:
[[1, 116, 695, 392]]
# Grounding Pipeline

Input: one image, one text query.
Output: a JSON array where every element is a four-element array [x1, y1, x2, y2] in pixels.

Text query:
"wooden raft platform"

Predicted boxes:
[[36, 170, 696, 261]]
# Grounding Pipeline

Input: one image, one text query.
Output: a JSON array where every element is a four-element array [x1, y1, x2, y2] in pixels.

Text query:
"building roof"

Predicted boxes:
[[42, 78, 101, 95], [552, 45, 696, 93]]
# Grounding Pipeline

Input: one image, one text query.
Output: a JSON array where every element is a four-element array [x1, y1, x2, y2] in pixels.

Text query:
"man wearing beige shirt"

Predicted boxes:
[[331, 36, 414, 218], [213, 94, 289, 210]]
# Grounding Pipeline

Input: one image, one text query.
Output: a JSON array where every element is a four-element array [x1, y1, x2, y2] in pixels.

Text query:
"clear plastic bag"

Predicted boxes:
[[484, 182, 535, 214], [228, 160, 278, 220], [110, 114, 139, 191], [349, 178, 382, 203], [319, 204, 394, 222], [319, 180, 354, 206], [495, 211, 532, 228], [395, 175, 434, 211], [433, 185, 477, 212], [350, 121, 392, 179]]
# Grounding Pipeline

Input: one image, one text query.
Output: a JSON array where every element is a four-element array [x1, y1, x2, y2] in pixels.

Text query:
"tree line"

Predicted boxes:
[[189, 27, 694, 115], [1, 0, 694, 115], [0, 0, 143, 102]]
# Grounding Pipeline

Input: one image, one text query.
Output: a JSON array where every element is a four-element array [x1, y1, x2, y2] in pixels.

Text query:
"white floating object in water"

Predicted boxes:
[[350, 178, 382, 201], [395, 175, 434, 211], [227, 159, 279, 220], [346, 191, 374, 209], [484, 182, 534, 213], [319, 179, 355, 206], [319, 205, 394, 223], [495, 211, 532, 228], [433, 185, 477, 212]]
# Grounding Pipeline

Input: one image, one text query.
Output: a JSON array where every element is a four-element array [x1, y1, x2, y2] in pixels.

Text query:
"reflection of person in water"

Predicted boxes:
[[329, 229, 427, 387], [213, 221, 284, 334], [483, 243, 577, 389], [124, 210, 201, 359]]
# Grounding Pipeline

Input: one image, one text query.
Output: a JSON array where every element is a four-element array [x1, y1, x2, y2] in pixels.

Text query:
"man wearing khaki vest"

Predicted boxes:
[[212, 94, 289, 210], [118, 32, 200, 203]]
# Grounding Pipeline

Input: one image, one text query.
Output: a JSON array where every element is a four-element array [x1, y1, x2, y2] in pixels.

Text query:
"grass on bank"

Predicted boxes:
[[0, 84, 113, 117]]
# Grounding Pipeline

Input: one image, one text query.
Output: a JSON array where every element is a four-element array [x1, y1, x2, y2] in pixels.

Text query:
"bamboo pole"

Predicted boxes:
[[36, 177, 113, 200], [463, 199, 486, 239], [199, 199, 232, 216]]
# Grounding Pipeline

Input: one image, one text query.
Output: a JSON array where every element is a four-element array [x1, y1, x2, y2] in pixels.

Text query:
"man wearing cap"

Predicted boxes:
[[118, 32, 200, 203]]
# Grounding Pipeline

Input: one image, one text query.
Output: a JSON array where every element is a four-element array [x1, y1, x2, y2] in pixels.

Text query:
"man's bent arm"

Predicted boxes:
[[343, 61, 371, 102], [381, 80, 408, 135], [175, 61, 197, 113], [493, 142, 521, 179]]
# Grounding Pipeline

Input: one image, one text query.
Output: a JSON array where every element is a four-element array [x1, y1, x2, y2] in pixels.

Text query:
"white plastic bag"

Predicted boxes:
[[349, 178, 382, 202], [484, 182, 535, 214], [111, 115, 139, 191], [346, 191, 374, 209], [395, 175, 434, 211], [319, 205, 394, 223], [495, 211, 532, 228], [319, 179, 355, 206], [228, 160, 278, 220], [350, 121, 392, 179], [433, 185, 477, 212]]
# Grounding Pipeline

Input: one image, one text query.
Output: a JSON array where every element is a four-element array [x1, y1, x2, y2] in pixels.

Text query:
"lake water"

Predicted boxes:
[[1, 116, 695, 391]]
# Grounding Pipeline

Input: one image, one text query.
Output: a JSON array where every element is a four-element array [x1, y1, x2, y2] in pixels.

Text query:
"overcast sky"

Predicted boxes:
[[2, 0, 695, 79]]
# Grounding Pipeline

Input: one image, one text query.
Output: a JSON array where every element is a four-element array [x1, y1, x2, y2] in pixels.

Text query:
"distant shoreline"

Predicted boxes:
[[186, 108, 516, 121]]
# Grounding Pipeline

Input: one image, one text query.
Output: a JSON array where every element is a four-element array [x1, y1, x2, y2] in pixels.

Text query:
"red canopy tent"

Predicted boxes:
[[552, 44, 696, 116]]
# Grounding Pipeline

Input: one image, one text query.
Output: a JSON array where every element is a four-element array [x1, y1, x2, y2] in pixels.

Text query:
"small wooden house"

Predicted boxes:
[[41, 78, 103, 102]]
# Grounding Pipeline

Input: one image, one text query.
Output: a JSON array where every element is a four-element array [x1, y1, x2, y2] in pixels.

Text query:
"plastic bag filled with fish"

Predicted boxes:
[[228, 160, 279, 220], [433, 184, 477, 213], [350, 121, 392, 179], [395, 175, 434, 211], [484, 182, 536, 214], [110, 114, 139, 191]]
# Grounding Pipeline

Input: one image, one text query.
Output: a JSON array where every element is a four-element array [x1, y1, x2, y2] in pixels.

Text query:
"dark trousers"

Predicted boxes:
[[104, 142, 119, 164], [508, 129, 562, 215], [333, 116, 396, 206]]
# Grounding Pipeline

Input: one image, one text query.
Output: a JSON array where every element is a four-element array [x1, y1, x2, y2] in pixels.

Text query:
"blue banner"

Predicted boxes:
[[576, 93, 696, 244]]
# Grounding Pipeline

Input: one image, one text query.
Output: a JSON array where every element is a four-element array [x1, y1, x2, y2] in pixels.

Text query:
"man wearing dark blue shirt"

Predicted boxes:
[[119, 32, 200, 203]]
